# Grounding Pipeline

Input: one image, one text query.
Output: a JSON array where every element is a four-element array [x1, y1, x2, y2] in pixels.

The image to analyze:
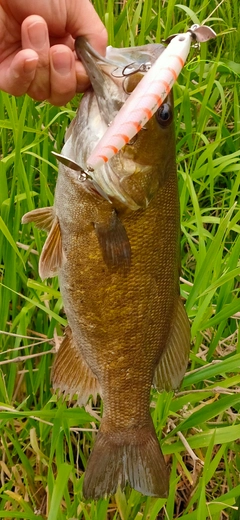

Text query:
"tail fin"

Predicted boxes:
[[83, 422, 169, 499]]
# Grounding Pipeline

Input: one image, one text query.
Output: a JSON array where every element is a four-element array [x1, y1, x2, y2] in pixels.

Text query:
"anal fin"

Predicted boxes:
[[94, 210, 131, 271], [52, 327, 101, 406], [153, 297, 190, 391]]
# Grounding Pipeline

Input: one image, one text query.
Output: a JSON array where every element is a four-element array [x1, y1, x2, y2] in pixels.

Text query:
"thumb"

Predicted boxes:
[[66, 0, 107, 56]]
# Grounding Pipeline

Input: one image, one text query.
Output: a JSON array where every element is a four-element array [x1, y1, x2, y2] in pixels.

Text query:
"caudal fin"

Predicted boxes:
[[83, 422, 169, 499]]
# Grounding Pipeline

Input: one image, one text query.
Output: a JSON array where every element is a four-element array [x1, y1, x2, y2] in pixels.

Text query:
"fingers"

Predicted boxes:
[[21, 15, 51, 100], [0, 3, 107, 104], [75, 59, 91, 94], [48, 45, 77, 106], [0, 49, 39, 97], [21, 15, 79, 105]]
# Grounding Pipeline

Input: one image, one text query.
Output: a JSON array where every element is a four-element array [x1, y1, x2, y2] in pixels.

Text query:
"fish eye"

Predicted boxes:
[[155, 103, 172, 127]]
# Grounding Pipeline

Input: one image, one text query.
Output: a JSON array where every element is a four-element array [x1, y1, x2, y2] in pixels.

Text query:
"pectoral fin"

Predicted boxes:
[[22, 206, 64, 279], [153, 297, 190, 391], [94, 211, 131, 271], [52, 327, 101, 405]]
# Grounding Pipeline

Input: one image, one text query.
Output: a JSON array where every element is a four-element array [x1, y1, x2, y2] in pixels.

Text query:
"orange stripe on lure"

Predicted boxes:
[[87, 25, 216, 171]]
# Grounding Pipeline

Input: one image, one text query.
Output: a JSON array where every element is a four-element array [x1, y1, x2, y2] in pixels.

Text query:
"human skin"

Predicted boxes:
[[0, 0, 107, 105]]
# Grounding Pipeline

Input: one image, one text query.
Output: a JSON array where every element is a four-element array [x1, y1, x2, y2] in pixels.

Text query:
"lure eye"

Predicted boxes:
[[155, 103, 172, 127]]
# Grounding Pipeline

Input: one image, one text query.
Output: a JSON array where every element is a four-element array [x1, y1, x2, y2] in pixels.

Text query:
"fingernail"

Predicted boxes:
[[23, 57, 38, 74], [28, 22, 47, 50], [52, 51, 72, 75]]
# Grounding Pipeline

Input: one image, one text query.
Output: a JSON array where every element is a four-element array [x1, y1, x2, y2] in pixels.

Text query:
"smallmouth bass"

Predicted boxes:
[[22, 39, 190, 500]]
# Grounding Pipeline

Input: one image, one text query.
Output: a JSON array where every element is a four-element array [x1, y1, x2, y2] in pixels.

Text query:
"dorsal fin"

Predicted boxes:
[[22, 206, 65, 280], [52, 326, 101, 406]]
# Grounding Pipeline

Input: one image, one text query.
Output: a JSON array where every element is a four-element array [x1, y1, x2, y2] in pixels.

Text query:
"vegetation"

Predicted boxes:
[[0, 0, 239, 518]]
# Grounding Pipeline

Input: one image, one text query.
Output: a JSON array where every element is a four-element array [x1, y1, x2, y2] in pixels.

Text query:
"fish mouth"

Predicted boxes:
[[75, 37, 165, 125]]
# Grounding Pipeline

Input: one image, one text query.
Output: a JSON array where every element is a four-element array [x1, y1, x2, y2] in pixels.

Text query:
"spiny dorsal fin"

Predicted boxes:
[[153, 297, 190, 391], [39, 216, 64, 280], [22, 207, 55, 232], [52, 326, 101, 406], [94, 211, 131, 271]]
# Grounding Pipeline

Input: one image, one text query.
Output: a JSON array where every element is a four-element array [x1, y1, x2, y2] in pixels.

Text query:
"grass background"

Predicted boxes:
[[0, 0, 240, 518]]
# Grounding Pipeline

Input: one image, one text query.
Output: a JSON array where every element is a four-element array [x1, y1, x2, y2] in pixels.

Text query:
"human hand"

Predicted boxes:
[[0, 0, 107, 105]]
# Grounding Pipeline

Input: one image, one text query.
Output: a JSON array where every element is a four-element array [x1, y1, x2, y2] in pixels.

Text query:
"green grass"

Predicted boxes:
[[0, 1, 240, 518]]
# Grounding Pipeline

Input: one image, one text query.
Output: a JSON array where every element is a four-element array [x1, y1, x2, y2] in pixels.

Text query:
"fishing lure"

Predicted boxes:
[[86, 24, 216, 171]]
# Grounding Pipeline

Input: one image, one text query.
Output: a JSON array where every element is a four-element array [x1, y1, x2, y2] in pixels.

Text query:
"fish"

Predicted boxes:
[[22, 38, 190, 500], [86, 24, 217, 170]]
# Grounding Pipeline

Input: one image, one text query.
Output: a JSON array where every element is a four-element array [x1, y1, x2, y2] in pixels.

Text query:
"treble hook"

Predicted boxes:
[[111, 61, 152, 79], [122, 61, 152, 76], [111, 62, 137, 78]]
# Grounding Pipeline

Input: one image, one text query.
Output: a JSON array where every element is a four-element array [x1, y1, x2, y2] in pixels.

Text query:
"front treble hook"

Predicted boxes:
[[111, 61, 152, 79]]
